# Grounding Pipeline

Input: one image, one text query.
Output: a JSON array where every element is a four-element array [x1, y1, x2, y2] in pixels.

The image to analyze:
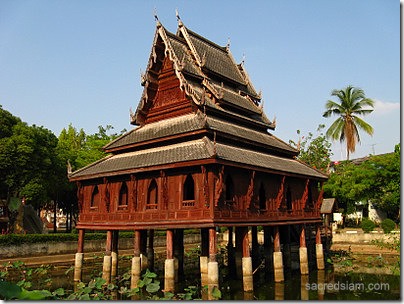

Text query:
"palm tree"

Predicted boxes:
[[323, 85, 374, 160]]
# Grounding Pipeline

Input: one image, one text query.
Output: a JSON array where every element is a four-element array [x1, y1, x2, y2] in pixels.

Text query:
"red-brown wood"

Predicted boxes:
[[273, 226, 281, 252], [134, 230, 141, 257], [300, 225, 306, 248], [77, 229, 85, 253], [242, 227, 250, 258], [209, 227, 217, 262], [166, 229, 174, 259]]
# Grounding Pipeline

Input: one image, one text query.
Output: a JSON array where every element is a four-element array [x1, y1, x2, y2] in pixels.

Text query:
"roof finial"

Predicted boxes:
[[226, 37, 231, 51], [153, 7, 161, 27], [176, 8, 183, 26], [241, 52, 246, 65]]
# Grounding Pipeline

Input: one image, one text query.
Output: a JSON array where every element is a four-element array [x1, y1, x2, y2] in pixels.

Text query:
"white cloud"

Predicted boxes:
[[373, 99, 400, 115]]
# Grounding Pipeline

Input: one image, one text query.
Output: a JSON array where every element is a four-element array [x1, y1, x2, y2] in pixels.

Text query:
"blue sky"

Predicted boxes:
[[0, 0, 400, 161]]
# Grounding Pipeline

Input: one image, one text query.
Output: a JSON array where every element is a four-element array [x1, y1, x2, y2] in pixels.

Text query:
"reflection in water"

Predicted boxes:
[[7, 258, 400, 300]]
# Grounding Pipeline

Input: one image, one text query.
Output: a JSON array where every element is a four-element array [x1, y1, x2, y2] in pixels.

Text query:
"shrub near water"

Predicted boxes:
[[361, 218, 375, 233], [380, 219, 396, 234]]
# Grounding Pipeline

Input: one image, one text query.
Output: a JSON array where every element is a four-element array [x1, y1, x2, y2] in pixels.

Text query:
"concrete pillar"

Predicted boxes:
[[74, 253, 84, 283], [207, 261, 219, 300], [200, 256, 209, 287], [208, 227, 219, 300], [164, 229, 175, 292], [273, 226, 284, 282], [164, 259, 175, 292], [102, 230, 113, 284], [74, 229, 85, 283], [111, 231, 119, 281], [241, 226, 253, 292], [299, 225, 309, 275], [130, 256, 141, 289], [200, 228, 209, 288], [316, 225, 325, 270], [131, 230, 141, 289], [242, 257, 253, 292]]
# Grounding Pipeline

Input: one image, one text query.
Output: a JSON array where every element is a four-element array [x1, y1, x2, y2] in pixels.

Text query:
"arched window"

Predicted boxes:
[[91, 185, 100, 210], [147, 179, 158, 210], [259, 183, 266, 210], [225, 175, 234, 204], [286, 187, 292, 211], [183, 174, 195, 207], [118, 182, 128, 209]]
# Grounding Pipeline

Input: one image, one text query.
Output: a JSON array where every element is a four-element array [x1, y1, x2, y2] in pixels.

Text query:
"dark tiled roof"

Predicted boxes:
[[185, 29, 246, 85], [105, 113, 295, 155], [215, 143, 327, 180], [71, 137, 215, 179], [166, 32, 204, 78], [72, 136, 325, 180]]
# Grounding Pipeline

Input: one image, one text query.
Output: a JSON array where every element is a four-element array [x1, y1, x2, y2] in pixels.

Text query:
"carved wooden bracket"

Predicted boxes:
[[275, 175, 286, 209], [214, 166, 224, 207], [246, 170, 255, 209], [201, 166, 210, 207]]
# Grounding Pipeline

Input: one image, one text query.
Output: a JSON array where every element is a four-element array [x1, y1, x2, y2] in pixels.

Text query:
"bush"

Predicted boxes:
[[380, 218, 396, 234], [361, 218, 375, 233]]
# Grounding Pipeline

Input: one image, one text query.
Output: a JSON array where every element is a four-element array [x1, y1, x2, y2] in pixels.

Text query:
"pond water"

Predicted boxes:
[[4, 255, 400, 300]]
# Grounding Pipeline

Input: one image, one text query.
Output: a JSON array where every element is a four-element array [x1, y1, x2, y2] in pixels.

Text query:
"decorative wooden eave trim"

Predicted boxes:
[[225, 47, 248, 86], [237, 61, 260, 98], [202, 78, 222, 101], [177, 20, 203, 68]]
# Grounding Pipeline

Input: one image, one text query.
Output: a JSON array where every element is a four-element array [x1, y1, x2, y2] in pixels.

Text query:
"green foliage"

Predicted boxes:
[[361, 218, 375, 233], [324, 144, 400, 218], [289, 124, 333, 173], [380, 218, 396, 234], [0, 232, 134, 246]]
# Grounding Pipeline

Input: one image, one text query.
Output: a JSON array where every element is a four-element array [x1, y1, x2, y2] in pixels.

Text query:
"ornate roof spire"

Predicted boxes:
[[153, 7, 161, 27]]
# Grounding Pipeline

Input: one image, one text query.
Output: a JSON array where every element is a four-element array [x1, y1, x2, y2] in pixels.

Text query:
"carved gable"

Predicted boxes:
[[145, 57, 192, 124]]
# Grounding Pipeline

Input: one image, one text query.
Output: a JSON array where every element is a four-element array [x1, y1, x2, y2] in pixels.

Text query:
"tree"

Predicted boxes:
[[289, 124, 333, 173], [323, 144, 400, 220], [323, 85, 374, 160]]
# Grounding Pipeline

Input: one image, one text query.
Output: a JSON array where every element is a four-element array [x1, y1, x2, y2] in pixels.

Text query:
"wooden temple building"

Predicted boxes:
[[69, 16, 328, 296]]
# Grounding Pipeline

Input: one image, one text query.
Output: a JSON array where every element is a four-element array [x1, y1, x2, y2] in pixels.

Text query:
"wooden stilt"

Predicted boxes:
[[131, 230, 141, 289], [316, 225, 325, 270], [227, 226, 236, 277], [74, 229, 85, 284], [200, 228, 209, 288], [102, 230, 113, 284], [164, 229, 175, 292], [273, 226, 284, 282], [111, 230, 119, 282], [241, 227, 253, 292], [299, 225, 309, 275], [208, 227, 219, 300]]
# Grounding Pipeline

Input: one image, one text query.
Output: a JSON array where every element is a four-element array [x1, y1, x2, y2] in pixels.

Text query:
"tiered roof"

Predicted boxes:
[[69, 18, 328, 181]]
